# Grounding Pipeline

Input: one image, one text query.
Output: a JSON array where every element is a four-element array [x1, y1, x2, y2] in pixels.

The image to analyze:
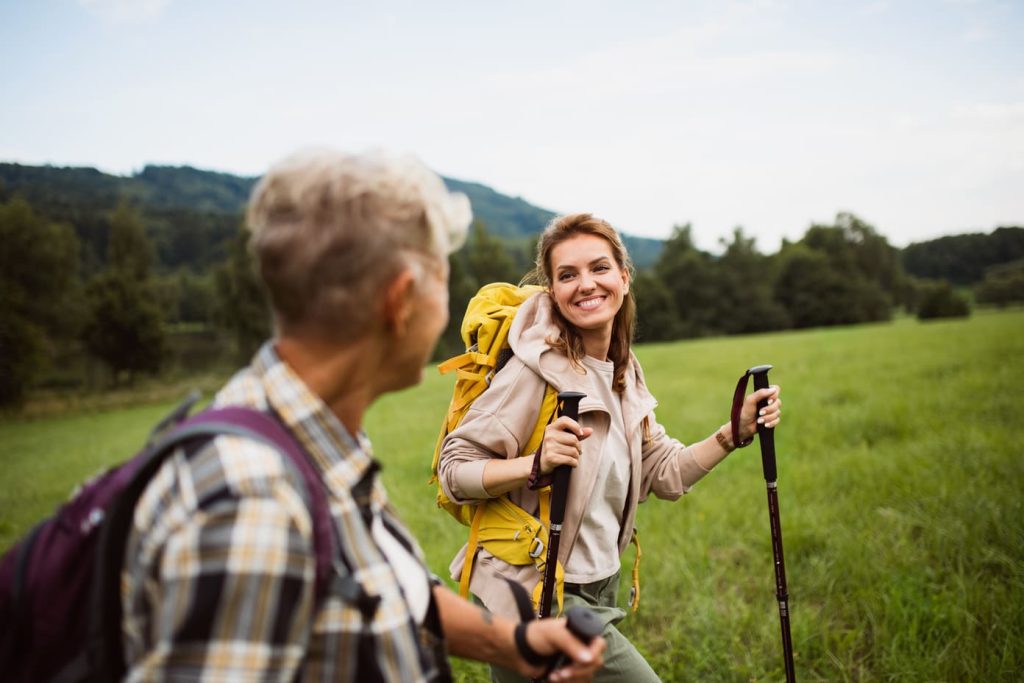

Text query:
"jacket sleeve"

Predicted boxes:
[[637, 410, 714, 502], [436, 359, 546, 504]]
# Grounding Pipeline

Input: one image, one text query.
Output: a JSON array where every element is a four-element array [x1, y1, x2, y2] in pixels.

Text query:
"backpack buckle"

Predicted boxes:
[[529, 537, 545, 559]]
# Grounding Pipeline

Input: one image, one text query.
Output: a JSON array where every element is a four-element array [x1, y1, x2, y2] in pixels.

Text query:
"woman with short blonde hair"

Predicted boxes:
[[121, 150, 606, 682]]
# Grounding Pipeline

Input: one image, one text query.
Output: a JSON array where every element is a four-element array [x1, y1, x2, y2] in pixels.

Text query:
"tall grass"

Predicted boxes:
[[2, 310, 1021, 681]]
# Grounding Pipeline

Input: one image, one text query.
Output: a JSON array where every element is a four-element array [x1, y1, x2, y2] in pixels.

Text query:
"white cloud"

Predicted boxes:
[[961, 25, 993, 42], [862, 1, 891, 16], [487, 10, 839, 108], [76, 0, 173, 23], [952, 102, 1024, 122]]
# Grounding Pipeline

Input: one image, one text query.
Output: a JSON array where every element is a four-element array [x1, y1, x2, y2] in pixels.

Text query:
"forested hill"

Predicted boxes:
[[901, 228, 1024, 285], [0, 163, 254, 214], [0, 162, 663, 267], [1, 161, 1017, 280]]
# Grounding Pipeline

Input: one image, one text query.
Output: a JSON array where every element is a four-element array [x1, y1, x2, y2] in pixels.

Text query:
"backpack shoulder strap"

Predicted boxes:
[[187, 407, 335, 599]]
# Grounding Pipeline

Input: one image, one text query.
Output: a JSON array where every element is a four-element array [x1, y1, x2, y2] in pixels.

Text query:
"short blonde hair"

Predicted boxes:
[[247, 149, 471, 340]]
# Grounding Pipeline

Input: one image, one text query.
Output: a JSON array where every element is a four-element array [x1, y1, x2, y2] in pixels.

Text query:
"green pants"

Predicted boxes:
[[490, 571, 661, 683]]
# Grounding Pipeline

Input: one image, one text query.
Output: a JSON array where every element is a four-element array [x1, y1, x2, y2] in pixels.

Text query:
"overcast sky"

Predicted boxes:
[[1, 0, 1021, 250]]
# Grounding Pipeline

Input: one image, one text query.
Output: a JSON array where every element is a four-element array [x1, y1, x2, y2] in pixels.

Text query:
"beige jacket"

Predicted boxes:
[[436, 292, 715, 617]]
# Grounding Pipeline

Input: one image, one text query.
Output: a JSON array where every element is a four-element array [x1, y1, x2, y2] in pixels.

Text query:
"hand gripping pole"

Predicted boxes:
[[537, 391, 585, 619]]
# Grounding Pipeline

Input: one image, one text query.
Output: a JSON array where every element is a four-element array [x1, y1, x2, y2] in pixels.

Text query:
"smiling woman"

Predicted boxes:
[[549, 232, 631, 360], [435, 212, 783, 682]]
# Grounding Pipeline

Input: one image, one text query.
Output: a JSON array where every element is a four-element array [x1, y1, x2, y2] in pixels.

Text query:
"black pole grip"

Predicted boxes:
[[750, 367, 777, 483], [542, 606, 604, 677], [538, 391, 586, 620], [550, 391, 585, 525], [565, 605, 603, 642]]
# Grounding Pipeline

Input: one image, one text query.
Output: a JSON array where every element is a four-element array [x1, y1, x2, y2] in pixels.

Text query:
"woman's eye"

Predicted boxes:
[[594, 264, 610, 272], [559, 272, 575, 281]]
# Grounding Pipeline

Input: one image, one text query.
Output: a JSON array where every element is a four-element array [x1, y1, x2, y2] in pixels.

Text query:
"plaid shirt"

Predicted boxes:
[[122, 343, 445, 681]]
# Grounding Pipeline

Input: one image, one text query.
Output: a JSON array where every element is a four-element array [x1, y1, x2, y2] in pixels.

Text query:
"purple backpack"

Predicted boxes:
[[0, 396, 337, 682]]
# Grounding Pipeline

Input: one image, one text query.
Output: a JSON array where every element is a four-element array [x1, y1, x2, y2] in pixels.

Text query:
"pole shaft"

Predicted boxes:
[[751, 368, 795, 683], [766, 484, 795, 683]]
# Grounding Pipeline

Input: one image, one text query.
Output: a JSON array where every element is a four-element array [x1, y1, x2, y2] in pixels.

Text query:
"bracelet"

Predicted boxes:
[[527, 449, 552, 490], [514, 622, 548, 667], [715, 429, 735, 452]]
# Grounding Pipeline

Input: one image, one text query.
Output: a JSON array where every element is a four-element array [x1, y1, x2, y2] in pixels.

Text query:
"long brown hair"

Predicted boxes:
[[523, 213, 636, 393]]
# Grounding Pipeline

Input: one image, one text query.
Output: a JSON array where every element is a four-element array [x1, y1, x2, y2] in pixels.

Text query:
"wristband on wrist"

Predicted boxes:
[[715, 428, 735, 452], [514, 622, 548, 667]]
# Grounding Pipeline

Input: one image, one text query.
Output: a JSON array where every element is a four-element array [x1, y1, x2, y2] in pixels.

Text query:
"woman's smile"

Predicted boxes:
[[575, 295, 607, 311]]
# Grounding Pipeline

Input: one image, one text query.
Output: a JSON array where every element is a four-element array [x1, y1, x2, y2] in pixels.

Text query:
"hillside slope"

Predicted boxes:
[[0, 162, 664, 267]]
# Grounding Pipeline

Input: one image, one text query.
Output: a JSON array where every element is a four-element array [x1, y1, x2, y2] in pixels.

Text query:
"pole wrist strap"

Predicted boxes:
[[730, 371, 756, 449]]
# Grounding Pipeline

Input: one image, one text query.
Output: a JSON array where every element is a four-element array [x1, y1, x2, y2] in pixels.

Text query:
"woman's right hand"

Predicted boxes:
[[538, 417, 593, 475]]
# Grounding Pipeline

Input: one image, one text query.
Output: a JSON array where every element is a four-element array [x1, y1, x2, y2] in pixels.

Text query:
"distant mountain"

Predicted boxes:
[[0, 162, 664, 268], [443, 177, 555, 240], [441, 178, 663, 267]]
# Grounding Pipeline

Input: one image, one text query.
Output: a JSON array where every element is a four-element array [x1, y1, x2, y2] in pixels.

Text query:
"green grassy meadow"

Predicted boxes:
[[2, 310, 1022, 681]]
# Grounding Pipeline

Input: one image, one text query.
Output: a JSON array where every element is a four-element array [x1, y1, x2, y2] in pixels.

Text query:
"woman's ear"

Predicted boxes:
[[621, 267, 631, 295], [381, 268, 416, 336]]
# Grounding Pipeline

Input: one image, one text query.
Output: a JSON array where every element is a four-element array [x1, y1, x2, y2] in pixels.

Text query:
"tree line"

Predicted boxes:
[[1, 185, 1022, 408], [446, 212, 1024, 346]]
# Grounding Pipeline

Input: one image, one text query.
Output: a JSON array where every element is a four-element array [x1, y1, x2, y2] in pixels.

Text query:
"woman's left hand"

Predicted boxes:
[[736, 385, 782, 445]]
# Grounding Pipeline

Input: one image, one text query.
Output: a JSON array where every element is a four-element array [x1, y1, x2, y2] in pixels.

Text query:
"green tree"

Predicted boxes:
[[802, 212, 905, 308], [774, 214, 898, 328], [466, 220, 521, 286], [653, 224, 720, 337], [81, 202, 166, 382], [436, 251, 478, 359], [82, 274, 165, 381], [435, 221, 525, 360], [214, 227, 271, 362], [155, 269, 217, 326], [714, 227, 789, 334], [632, 270, 683, 342], [108, 201, 154, 280], [0, 308, 47, 406], [974, 260, 1024, 307], [0, 197, 81, 406], [917, 281, 971, 320], [177, 270, 216, 324], [774, 244, 890, 328]]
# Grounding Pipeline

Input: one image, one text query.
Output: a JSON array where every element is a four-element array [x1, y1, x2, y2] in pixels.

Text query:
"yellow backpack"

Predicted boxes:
[[430, 282, 642, 615]]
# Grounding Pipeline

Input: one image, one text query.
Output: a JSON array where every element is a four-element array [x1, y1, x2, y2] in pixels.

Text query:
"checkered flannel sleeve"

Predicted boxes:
[[125, 464, 317, 679]]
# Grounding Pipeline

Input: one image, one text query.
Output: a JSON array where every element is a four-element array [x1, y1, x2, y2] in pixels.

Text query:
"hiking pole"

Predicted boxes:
[[506, 578, 603, 683], [537, 391, 586, 619], [739, 365, 795, 683]]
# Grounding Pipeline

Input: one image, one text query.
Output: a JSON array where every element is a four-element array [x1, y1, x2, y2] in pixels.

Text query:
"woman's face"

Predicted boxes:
[[548, 232, 629, 345]]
